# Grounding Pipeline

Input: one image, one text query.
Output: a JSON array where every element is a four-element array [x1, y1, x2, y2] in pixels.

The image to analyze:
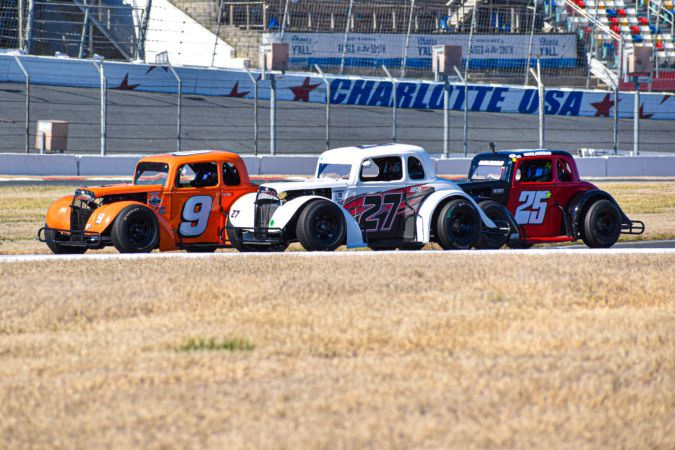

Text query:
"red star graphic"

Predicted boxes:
[[639, 104, 653, 119], [591, 94, 616, 117], [115, 73, 140, 91], [289, 77, 320, 102], [660, 95, 671, 105], [226, 81, 249, 98]]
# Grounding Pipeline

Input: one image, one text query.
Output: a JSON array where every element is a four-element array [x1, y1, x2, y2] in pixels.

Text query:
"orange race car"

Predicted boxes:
[[38, 150, 258, 254]]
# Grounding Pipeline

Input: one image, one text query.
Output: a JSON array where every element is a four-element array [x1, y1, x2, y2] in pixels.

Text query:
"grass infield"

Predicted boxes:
[[0, 252, 673, 449]]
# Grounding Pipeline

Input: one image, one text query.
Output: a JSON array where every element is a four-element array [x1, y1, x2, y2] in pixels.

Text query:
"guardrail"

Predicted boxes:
[[1, 153, 674, 177]]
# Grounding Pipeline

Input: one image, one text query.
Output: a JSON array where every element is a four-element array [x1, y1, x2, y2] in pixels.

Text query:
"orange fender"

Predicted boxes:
[[45, 195, 75, 230], [85, 201, 177, 250]]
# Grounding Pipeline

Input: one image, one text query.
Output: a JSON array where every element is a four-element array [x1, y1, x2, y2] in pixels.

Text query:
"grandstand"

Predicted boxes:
[[1, 0, 674, 90]]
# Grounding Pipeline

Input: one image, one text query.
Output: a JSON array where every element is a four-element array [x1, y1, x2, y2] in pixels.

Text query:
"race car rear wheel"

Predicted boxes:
[[44, 229, 88, 255], [296, 200, 346, 251], [582, 199, 621, 248], [111, 205, 159, 253], [476, 200, 509, 249], [436, 199, 481, 250]]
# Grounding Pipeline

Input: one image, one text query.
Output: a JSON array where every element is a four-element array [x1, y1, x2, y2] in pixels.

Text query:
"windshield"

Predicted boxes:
[[470, 160, 507, 181], [134, 162, 169, 186], [317, 163, 351, 180]]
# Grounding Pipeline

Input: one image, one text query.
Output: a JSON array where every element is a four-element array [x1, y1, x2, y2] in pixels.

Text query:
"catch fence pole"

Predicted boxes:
[[91, 60, 107, 156], [270, 75, 276, 155], [633, 82, 640, 155], [211, 0, 225, 67], [314, 64, 331, 150], [401, 0, 416, 78], [14, 56, 30, 154], [613, 38, 623, 154], [244, 67, 259, 155], [383, 65, 397, 143], [167, 63, 182, 151], [525, 1, 537, 86], [340, 0, 355, 75]]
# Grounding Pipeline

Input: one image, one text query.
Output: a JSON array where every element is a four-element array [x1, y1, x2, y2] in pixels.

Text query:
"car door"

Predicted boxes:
[[346, 155, 407, 240], [169, 161, 221, 244], [507, 157, 561, 238]]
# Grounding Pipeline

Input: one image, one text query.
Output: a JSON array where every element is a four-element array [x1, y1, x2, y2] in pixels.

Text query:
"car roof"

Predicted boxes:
[[319, 143, 430, 163], [139, 150, 243, 164], [473, 149, 574, 160]]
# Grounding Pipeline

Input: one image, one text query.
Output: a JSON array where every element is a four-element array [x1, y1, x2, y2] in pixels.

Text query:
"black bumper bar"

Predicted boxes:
[[37, 226, 105, 248]]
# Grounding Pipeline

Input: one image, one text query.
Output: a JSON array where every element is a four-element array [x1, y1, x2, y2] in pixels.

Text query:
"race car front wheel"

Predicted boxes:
[[44, 229, 87, 255], [436, 199, 481, 250], [296, 200, 346, 251], [111, 205, 159, 253], [476, 200, 509, 249], [582, 199, 621, 248]]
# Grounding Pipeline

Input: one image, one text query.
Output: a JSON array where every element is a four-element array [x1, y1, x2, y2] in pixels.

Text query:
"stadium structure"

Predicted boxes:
[[1, 0, 674, 90]]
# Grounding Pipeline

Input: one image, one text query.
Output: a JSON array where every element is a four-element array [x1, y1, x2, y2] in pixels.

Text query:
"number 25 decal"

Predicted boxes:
[[179, 195, 213, 237], [515, 191, 549, 225]]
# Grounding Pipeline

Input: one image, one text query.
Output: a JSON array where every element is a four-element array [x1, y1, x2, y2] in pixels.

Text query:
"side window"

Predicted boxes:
[[515, 159, 553, 183], [360, 156, 403, 182], [222, 161, 241, 186], [408, 157, 425, 180], [556, 160, 573, 182], [176, 162, 218, 188]]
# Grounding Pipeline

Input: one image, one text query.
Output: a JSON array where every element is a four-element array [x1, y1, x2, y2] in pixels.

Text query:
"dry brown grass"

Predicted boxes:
[[0, 181, 673, 255], [0, 253, 673, 449]]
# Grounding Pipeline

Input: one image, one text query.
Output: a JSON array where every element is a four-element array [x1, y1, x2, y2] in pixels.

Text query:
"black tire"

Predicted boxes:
[[110, 205, 159, 253], [506, 241, 533, 250], [435, 199, 481, 250], [476, 200, 509, 249], [581, 199, 621, 248], [296, 200, 346, 251], [44, 229, 87, 255]]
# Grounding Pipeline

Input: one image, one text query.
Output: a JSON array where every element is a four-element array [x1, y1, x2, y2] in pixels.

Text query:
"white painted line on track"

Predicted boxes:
[[0, 247, 674, 263]]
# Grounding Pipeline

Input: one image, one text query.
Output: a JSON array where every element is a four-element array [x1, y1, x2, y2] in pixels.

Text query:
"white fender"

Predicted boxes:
[[271, 196, 366, 248], [227, 192, 257, 228], [415, 190, 496, 243]]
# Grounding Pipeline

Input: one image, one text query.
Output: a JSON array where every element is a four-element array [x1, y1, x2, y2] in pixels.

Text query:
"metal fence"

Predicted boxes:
[[3, 0, 675, 89], [1, 55, 671, 158]]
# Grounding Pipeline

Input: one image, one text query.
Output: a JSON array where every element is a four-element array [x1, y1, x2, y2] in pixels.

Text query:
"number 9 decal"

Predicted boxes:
[[179, 195, 213, 237]]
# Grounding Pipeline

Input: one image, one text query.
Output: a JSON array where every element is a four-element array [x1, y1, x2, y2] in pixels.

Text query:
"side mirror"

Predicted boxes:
[[361, 159, 372, 168]]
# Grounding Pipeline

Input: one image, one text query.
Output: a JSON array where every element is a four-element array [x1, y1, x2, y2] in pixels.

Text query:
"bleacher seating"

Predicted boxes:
[[558, 0, 675, 80]]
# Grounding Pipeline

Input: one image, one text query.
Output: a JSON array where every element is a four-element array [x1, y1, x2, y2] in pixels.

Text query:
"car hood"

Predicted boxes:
[[261, 178, 349, 193], [85, 184, 164, 197]]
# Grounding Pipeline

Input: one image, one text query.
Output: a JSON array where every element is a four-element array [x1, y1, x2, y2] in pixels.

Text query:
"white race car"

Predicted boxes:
[[227, 144, 508, 251]]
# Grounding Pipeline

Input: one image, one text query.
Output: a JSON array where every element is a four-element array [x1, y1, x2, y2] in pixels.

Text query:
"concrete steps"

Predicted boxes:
[[169, 0, 262, 66]]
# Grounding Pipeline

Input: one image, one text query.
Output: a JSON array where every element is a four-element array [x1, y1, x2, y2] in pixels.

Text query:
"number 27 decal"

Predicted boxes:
[[515, 191, 549, 225]]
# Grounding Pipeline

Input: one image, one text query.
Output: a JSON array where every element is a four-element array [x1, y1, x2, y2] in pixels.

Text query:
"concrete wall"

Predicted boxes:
[[0, 153, 674, 177]]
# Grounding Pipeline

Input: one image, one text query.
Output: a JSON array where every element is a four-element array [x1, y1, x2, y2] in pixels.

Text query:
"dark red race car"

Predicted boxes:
[[459, 149, 644, 249]]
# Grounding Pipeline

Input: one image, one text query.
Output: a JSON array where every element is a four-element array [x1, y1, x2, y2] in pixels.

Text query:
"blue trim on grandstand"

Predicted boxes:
[[290, 57, 578, 69]]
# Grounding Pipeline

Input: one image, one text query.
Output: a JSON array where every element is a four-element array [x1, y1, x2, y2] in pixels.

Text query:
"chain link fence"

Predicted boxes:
[[2, 55, 674, 157]]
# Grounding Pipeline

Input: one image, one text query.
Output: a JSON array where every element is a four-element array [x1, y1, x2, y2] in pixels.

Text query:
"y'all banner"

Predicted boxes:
[[0, 53, 673, 120], [264, 32, 578, 69]]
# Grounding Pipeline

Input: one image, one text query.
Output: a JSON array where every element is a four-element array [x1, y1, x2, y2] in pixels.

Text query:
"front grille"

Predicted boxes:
[[70, 189, 96, 242], [254, 187, 280, 229]]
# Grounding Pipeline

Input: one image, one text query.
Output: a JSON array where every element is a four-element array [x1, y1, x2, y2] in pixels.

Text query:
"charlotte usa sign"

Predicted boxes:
[[263, 32, 578, 69], [1, 54, 673, 120]]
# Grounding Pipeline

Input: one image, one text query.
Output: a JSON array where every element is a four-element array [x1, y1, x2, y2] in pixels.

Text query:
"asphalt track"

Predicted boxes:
[[2, 244, 674, 262], [1, 82, 674, 155]]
